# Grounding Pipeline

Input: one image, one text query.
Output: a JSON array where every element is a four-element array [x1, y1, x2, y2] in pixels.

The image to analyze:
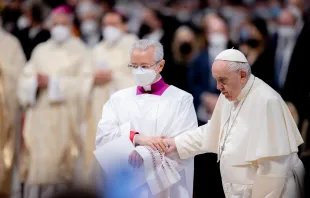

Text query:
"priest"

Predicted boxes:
[[164, 49, 305, 197], [96, 39, 198, 198], [17, 6, 93, 198], [0, 21, 26, 196]]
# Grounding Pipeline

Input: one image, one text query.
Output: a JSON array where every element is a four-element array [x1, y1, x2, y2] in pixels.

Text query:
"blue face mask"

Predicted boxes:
[[240, 28, 249, 42], [270, 6, 282, 19]]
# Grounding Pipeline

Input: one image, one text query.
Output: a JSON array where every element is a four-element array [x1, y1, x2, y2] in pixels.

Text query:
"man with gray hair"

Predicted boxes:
[[95, 39, 197, 198], [164, 49, 305, 197]]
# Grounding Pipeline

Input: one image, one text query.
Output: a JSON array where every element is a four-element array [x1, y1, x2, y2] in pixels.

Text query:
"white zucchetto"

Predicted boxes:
[[215, 49, 248, 63]]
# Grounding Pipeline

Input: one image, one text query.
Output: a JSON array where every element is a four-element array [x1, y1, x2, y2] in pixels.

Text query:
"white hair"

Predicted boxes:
[[130, 39, 164, 62], [227, 61, 251, 76]]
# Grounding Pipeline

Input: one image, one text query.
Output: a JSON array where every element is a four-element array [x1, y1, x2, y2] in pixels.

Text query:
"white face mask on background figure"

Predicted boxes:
[[132, 66, 157, 86], [51, 25, 71, 43], [102, 25, 122, 43], [278, 26, 296, 38], [81, 20, 98, 36], [208, 33, 228, 47]]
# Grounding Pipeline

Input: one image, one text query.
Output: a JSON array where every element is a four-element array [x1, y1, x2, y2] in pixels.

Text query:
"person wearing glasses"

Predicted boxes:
[[95, 39, 198, 198]]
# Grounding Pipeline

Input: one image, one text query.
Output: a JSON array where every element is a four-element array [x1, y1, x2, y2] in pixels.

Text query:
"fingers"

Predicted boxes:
[[128, 151, 134, 167], [129, 151, 143, 168], [165, 146, 176, 155]]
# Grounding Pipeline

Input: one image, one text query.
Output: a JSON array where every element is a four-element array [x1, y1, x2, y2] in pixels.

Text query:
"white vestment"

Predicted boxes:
[[96, 85, 198, 198], [175, 74, 305, 198], [17, 38, 93, 198]]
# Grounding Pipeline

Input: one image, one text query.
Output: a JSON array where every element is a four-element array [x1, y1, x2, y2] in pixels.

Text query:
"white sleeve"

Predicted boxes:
[[251, 155, 291, 198], [96, 99, 122, 148], [47, 76, 65, 102], [17, 63, 38, 107]]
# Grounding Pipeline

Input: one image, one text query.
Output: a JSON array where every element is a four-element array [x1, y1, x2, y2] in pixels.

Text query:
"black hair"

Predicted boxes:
[[30, 3, 44, 23]]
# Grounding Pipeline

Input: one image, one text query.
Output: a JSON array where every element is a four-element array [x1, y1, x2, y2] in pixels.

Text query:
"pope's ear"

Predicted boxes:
[[239, 70, 247, 79]]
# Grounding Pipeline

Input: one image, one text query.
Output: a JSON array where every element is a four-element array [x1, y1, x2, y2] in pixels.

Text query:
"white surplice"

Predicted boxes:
[[175, 74, 305, 198], [96, 85, 198, 198]]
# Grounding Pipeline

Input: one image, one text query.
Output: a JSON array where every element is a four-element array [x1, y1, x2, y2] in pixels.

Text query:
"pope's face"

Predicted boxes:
[[212, 60, 247, 101]]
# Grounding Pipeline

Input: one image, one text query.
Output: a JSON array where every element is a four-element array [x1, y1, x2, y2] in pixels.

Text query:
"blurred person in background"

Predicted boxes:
[[189, 13, 234, 125], [187, 13, 234, 198], [1, 0, 23, 33], [50, 188, 99, 198], [76, 0, 103, 48], [138, 7, 180, 84], [220, 0, 248, 44], [169, 25, 199, 92], [14, 2, 50, 60], [267, 0, 283, 36], [272, 7, 310, 130], [80, 10, 138, 188], [0, 10, 26, 197], [239, 17, 275, 88], [17, 5, 93, 198]]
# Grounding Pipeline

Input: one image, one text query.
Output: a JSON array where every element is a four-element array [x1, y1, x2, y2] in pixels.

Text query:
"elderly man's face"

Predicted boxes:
[[51, 13, 71, 28], [130, 47, 165, 82], [102, 13, 125, 32], [278, 10, 296, 26], [212, 60, 247, 101]]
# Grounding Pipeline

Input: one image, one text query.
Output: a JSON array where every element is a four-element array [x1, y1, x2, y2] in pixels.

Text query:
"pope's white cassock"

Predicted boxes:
[[81, 33, 138, 185], [174, 50, 305, 198], [95, 78, 198, 198], [17, 37, 93, 198], [0, 29, 26, 195]]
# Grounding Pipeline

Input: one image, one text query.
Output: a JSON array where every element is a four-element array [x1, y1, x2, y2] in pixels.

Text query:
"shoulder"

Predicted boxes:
[[69, 38, 87, 50], [3, 31, 21, 46], [251, 77, 283, 104], [110, 86, 137, 101], [31, 40, 50, 54], [167, 86, 194, 102], [123, 33, 139, 43]]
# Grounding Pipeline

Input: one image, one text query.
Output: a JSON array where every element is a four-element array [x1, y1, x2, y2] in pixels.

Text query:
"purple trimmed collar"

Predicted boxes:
[[136, 78, 170, 96]]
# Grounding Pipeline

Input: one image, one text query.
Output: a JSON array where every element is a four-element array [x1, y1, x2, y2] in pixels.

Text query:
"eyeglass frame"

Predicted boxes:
[[127, 60, 162, 69]]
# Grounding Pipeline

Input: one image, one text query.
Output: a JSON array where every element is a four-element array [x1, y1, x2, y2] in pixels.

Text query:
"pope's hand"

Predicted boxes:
[[163, 138, 177, 155], [128, 150, 143, 168], [93, 69, 112, 85], [135, 134, 167, 153]]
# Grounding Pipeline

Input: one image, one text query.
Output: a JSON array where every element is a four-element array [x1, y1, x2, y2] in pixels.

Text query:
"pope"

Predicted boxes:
[[164, 49, 305, 198]]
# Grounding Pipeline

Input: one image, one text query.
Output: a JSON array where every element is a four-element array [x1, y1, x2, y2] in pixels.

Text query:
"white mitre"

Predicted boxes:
[[215, 49, 248, 63]]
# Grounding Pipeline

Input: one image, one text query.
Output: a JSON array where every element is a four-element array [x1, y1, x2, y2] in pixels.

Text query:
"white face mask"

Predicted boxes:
[[208, 33, 228, 47], [17, 16, 30, 30], [81, 20, 98, 36], [132, 67, 157, 86], [51, 25, 71, 43], [102, 26, 122, 43], [278, 26, 296, 38]]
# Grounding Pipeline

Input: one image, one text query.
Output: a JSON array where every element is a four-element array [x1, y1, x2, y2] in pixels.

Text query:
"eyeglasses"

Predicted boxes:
[[128, 60, 161, 69]]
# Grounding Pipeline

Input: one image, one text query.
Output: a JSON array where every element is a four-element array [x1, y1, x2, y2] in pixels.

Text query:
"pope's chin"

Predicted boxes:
[[222, 92, 232, 101]]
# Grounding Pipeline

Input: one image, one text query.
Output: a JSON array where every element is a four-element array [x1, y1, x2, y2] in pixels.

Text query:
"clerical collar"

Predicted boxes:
[[136, 77, 169, 96], [235, 74, 255, 102]]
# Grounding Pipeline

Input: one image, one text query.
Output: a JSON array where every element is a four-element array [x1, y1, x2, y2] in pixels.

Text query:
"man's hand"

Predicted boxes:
[[128, 150, 143, 168], [37, 73, 49, 89], [93, 69, 112, 85], [135, 134, 167, 153], [163, 138, 177, 155]]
